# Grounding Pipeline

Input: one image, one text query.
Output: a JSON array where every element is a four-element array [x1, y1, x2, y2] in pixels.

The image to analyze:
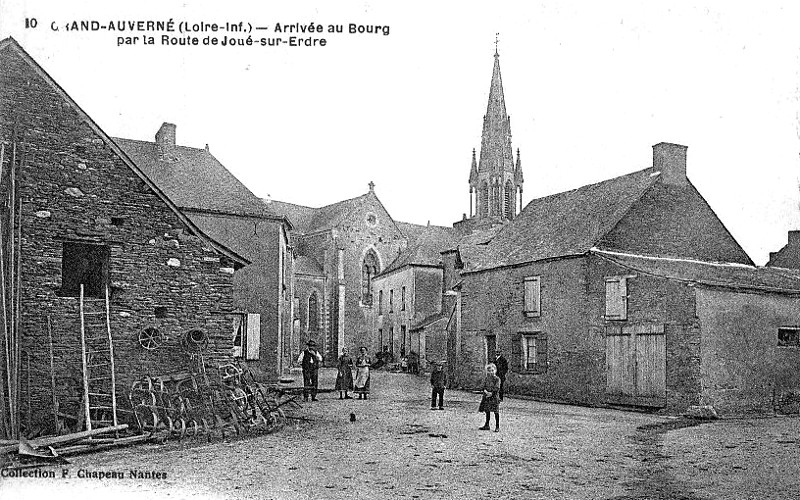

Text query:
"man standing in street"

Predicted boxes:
[[297, 340, 323, 401], [494, 348, 509, 401]]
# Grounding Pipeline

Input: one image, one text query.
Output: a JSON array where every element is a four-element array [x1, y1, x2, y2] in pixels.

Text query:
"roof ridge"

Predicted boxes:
[[268, 199, 318, 210], [591, 248, 757, 269], [114, 136, 209, 153], [527, 167, 655, 206], [3, 38, 248, 266]]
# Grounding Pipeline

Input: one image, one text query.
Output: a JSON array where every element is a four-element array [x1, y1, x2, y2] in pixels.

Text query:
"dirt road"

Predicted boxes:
[[2, 369, 798, 499]]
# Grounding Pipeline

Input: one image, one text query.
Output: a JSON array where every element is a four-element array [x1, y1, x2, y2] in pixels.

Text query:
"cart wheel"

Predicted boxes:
[[163, 416, 173, 433], [178, 418, 187, 439]]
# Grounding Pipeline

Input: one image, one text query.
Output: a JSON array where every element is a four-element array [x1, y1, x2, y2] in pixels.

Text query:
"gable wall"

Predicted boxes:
[[0, 45, 237, 432], [597, 181, 752, 264]]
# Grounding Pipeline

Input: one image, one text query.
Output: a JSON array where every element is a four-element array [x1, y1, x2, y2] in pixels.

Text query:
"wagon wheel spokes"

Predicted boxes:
[[138, 327, 164, 351]]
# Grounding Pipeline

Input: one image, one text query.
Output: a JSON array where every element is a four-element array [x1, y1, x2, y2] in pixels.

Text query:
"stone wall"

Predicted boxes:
[[696, 288, 800, 415], [1, 44, 238, 432]]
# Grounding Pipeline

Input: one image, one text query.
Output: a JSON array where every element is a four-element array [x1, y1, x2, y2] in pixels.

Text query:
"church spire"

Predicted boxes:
[[467, 44, 524, 223], [478, 47, 513, 175]]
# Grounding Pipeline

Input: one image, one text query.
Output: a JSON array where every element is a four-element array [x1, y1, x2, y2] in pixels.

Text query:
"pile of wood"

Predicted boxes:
[[0, 424, 155, 464]]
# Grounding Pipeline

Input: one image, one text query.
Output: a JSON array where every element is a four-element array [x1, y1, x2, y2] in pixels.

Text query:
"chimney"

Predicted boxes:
[[156, 122, 177, 155], [653, 142, 688, 186], [789, 230, 800, 246]]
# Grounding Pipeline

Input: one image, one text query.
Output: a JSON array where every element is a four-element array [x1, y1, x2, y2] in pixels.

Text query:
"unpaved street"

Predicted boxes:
[[2, 369, 799, 499]]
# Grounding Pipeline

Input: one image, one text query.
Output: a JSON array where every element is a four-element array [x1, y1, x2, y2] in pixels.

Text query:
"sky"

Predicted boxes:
[[1, 0, 799, 264]]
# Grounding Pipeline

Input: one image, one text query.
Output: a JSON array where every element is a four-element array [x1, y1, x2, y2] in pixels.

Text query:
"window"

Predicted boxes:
[[232, 313, 261, 359], [389, 326, 395, 356], [389, 289, 394, 313], [512, 332, 547, 373], [523, 276, 541, 317], [480, 182, 489, 216], [232, 314, 245, 358], [60, 242, 109, 298], [401, 287, 406, 311], [378, 328, 383, 348], [378, 290, 383, 314], [505, 181, 514, 219], [605, 277, 628, 320], [308, 292, 318, 332], [362, 250, 379, 305], [778, 327, 800, 347], [401, 325, 407, 357]]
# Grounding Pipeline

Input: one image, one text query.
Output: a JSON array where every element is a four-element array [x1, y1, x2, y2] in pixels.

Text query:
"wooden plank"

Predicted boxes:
[[606, 334, 635, 395], [636, 333, 666, 398], [0, 424, 129, 454]]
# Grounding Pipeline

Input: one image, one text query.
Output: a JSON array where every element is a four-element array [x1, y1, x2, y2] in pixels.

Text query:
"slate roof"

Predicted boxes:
[[307, 194, 370, 233], [379, 225, 457, 276], [115, 138, 276, 218], [270, 190, 403, 238], [295, 255, 325, 277], [453, 226, 503, 272], [592, 249, 800, 294], [186, 213, 270, 262], [266, 200, 317, 233], [0, 38, 248, 266], [469, 168, 662, 272], [395, 221, 429, 246]]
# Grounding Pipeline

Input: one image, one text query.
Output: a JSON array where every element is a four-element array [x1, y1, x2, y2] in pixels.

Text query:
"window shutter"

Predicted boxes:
[[536, 337, 548, 374], [605, 278, 622, 318], [524, 277, 541, 315], [618, 278, 627, 320], [510, 332, 522, 371], [245, 313, 261, 360]]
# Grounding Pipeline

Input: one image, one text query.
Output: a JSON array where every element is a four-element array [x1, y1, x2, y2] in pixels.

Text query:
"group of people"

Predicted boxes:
[[296, 340, 372, 401], [297, 340, 510, 433]]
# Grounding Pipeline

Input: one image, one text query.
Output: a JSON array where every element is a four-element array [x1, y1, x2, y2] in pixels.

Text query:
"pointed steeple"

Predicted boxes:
[[514, 148, 524, 185], [478, 50, 514, 175], [469, 148, 478, 185], [462, 44, 524, 227]]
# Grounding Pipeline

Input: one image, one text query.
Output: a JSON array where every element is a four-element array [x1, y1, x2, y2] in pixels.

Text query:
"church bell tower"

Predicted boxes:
[[468, 45, 524, 222]]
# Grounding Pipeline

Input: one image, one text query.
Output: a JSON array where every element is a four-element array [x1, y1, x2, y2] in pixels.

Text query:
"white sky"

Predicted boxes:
[[1, 1, 799, 264]]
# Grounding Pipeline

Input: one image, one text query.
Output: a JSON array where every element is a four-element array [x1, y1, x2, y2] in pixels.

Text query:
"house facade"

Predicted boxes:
[[116, 124, 294, 380], [0, 38, 247, 434], [451, 142, 800, 414]]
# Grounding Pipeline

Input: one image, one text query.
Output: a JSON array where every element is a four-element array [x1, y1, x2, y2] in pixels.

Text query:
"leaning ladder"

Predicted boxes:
[[79, 284, 119, 431]]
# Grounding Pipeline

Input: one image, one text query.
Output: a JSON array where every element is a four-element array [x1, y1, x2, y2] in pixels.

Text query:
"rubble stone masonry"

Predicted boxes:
[[1, 44, 237, 432]]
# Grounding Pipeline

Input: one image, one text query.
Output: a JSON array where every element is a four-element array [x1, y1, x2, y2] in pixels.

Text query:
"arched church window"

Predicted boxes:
[[505, 181, 514, 219], [492, 183, 501, 216], [308, 292, 318, 332], [362, 250, 379, 305], [481, 182, 489, 217]]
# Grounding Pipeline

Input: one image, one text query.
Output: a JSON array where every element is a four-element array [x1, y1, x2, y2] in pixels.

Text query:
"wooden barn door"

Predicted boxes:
[[606, 325, 666, 406]]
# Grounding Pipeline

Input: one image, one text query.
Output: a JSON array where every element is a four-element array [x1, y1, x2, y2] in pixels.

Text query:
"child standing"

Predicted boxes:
[[430, 362, 447, 410]]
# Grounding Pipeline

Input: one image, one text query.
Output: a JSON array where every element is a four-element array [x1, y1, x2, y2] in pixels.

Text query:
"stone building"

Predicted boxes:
[[116, 124, 294, 379], [0, 38, 247, 433], [370, 224, 456, 361], [767, 230, 800, 269], [268, 184, 407, 363], [451, 142, 800, 415]]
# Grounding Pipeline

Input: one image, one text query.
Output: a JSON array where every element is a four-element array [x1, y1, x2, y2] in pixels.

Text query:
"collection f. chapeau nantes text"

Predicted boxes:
[[1, 467, 167, 480], [41, 19, 390, 47]]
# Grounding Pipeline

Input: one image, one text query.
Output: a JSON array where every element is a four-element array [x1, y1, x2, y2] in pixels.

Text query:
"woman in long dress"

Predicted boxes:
[[353, 346, 371, 399], [478, 363, 501, 432], [334, 348, 354, 399]]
